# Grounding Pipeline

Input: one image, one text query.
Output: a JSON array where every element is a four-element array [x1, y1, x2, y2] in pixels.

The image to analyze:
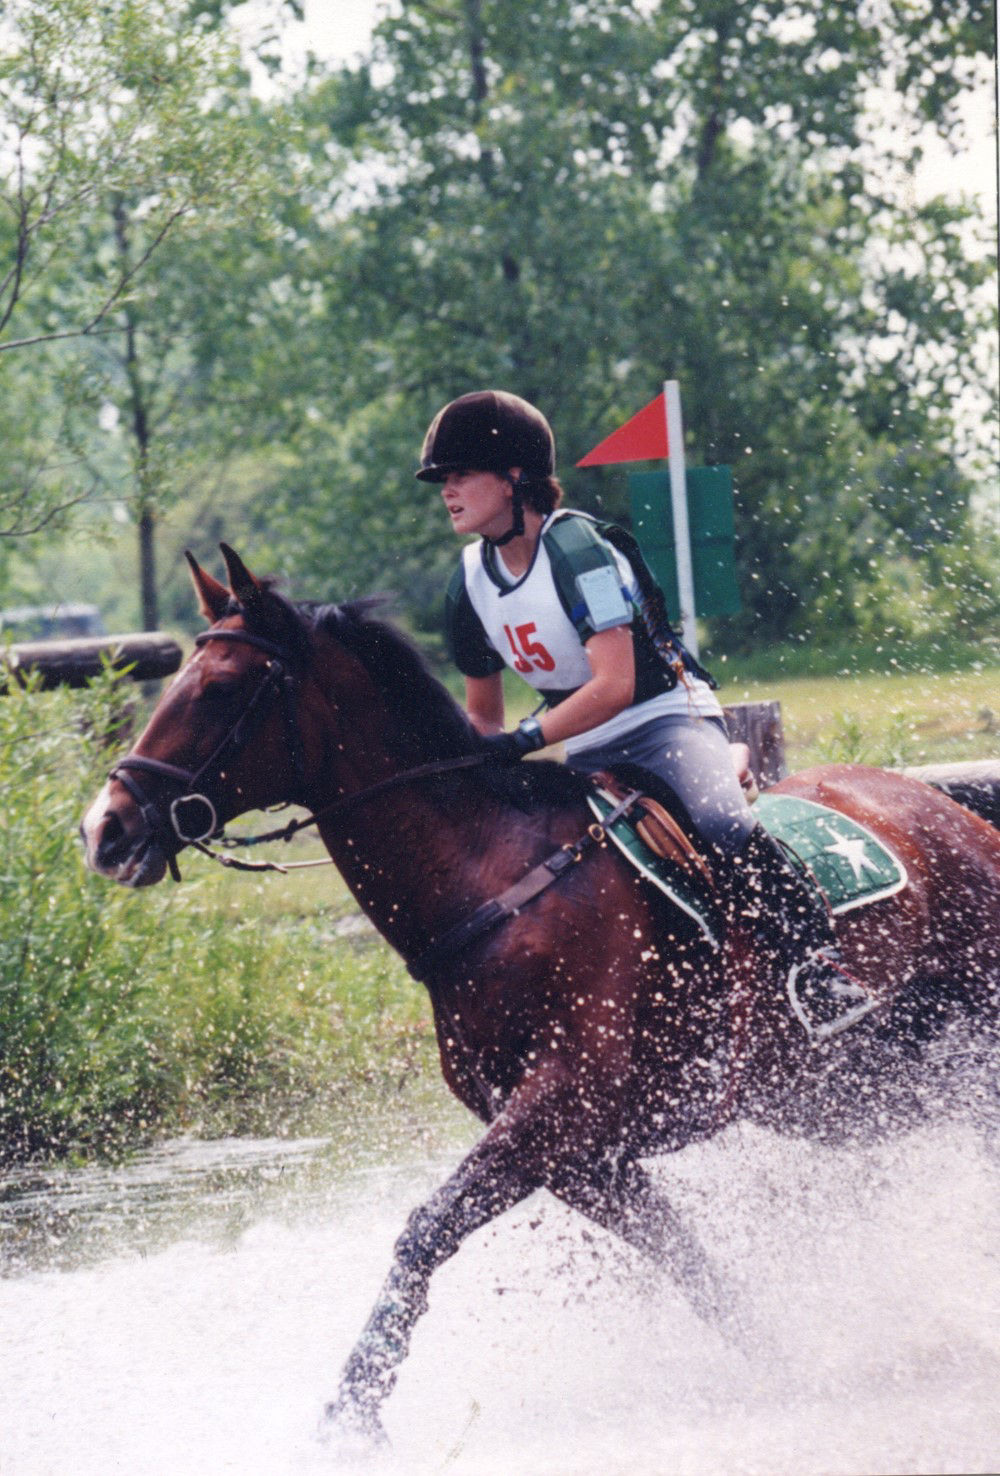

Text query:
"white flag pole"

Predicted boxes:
[[664, 379, 698, 655]]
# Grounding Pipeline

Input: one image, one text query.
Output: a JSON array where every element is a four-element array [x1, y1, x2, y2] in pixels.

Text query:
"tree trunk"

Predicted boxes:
[[113, 196, 159, 631], [463, 1, 526, 355], [695, 18, 732, 181], [138, 506, 158, 632]]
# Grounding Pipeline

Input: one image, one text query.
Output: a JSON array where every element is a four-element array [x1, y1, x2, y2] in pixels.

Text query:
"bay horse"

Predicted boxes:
[[80, 546, 1000, 1446]]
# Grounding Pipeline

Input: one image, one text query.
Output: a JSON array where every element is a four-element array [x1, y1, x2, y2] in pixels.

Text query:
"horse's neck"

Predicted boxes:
[[300, 664, 496, 952], [314, 765, 501, 957]]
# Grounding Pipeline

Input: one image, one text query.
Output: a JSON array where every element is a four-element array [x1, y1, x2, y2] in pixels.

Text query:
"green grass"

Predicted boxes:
[[717, 664, 999, 769], [705, 629, 1000, 683]]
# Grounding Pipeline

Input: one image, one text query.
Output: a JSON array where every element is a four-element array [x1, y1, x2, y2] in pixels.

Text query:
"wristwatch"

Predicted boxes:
[[516, 716, 546, 752]]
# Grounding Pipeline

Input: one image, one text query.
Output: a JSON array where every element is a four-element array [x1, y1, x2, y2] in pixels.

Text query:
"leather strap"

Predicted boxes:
[[408, 789, 641, 984]]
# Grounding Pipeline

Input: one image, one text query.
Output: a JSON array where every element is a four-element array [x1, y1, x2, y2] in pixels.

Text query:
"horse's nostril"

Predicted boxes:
[[96, 811, 130, 867]]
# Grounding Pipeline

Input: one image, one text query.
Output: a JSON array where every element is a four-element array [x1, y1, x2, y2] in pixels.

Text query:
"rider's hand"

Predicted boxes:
[[481, 717, 545, 764]]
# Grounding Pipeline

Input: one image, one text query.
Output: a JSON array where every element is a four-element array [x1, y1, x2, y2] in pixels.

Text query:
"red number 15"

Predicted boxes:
[[503, 622, 555, 673]]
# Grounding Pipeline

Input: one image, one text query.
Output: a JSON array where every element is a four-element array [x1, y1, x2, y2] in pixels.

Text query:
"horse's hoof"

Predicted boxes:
[[317, 1395, 390, 1455]]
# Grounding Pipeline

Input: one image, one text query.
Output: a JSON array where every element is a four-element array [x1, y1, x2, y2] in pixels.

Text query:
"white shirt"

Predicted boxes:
[[458, 513, 722, 754]]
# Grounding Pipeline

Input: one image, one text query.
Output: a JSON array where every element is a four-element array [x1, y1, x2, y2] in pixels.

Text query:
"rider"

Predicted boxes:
[[420, 389, 875, 1039]]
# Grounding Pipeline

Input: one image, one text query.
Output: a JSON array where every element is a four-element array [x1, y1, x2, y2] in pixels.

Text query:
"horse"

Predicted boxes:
[[80, 545, 1000, 1446]]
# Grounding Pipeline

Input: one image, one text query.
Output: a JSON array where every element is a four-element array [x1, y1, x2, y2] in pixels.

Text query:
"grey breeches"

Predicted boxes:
[[565, 714, 755, 858]]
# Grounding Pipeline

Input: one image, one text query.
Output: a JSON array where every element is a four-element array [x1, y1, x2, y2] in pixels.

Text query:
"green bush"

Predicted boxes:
[[0, 673, 433, 1160]]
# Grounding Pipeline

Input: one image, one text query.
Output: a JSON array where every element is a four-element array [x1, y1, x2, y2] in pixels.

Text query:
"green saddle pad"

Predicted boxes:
[[587, 788, 907, 942], [754, 792, 907, 914]]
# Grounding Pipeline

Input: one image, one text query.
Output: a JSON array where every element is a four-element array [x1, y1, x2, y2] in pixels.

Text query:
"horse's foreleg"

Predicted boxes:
[[320, 1056, 592, 1444], [550, 1157, 739, 1337], [320, 1145, 534, 1445]]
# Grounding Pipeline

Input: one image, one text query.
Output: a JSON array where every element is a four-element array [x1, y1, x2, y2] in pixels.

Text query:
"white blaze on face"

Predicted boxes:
[[80, 781, 113, 867], [80, 779, 140, 880], [80, 656, 215, 886]]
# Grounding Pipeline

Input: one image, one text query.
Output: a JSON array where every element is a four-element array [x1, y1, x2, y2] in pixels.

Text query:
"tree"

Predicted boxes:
[[0, 0, 292, 626], [257, 0, 995, 644]]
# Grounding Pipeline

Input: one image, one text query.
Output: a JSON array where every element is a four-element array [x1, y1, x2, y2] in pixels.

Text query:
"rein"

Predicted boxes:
[[108, 620, 645, 983], [182, 752, 501, 878], [109, 626, 509, 879], [216, 753, 499, 851]]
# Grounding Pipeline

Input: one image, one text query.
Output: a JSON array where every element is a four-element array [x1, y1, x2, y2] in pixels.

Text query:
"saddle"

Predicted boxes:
[[592, 763, 908, 925], [590, 743, 755, 890], [591, 770, 716, 890]]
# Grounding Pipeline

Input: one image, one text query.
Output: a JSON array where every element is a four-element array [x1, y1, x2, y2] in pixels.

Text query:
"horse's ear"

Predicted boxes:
[[185, 550, 230, 621], [219, 543, 264, 610]]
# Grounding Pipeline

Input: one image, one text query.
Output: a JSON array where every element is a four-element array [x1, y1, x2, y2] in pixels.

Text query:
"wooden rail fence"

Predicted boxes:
[[1, 633, 182, 692]]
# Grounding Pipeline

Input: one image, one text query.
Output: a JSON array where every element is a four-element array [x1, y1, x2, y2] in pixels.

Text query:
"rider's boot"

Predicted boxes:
[[719, 825, 878, 1043]]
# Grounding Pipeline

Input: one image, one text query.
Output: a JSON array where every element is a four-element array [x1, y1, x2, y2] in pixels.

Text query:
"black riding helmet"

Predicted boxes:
[[416, 390, 556, 483]]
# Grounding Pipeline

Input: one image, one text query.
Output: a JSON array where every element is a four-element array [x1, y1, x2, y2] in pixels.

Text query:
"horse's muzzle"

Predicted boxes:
[[80, 781, 170, 887]]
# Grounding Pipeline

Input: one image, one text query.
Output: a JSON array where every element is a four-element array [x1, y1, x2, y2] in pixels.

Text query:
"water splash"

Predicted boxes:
[[1, 1122, 996, 1474]]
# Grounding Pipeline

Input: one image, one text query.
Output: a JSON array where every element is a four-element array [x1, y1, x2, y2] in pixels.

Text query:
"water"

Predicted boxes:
[[1, 1122, 997, 1475]]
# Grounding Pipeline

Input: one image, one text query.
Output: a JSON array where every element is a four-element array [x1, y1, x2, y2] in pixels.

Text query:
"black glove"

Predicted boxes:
[[481, 717, 546, 765]]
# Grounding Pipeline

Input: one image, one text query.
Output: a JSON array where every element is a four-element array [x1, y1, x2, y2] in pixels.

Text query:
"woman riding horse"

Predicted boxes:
[[80, 538, 1000, 1447], [423, 389, 873, 1039]]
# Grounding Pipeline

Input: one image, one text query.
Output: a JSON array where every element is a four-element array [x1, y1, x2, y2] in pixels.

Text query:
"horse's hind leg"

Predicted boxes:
[[550, 1156, 740, 1337]]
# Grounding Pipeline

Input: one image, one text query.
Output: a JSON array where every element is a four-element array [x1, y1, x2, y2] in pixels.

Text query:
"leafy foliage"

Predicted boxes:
[[0, 0, 296, 629], [0, 0, 268, 358], [268, 0, 994, 645], [0, 1, 995, 647]]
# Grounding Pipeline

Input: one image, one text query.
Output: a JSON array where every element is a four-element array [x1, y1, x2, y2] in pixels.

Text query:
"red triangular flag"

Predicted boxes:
[[576, 393, 668, 467]]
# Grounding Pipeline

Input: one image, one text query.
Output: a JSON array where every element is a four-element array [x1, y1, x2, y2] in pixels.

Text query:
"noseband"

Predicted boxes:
[[109, 628, 305, 881]]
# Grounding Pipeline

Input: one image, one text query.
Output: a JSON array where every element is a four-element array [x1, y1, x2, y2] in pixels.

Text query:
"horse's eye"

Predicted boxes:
[[201, 681, 239, 706]]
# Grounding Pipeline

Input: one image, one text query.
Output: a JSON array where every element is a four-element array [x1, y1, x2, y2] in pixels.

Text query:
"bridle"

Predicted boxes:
[[108, 623, 498, 881], [109, 627, 307, 881]]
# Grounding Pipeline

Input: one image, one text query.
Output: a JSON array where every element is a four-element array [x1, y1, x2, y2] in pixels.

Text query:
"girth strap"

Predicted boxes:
[[408, 788, 642, 984]]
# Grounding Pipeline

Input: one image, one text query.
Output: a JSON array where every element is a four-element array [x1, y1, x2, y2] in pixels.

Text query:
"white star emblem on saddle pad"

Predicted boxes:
[[823, 828, 881, 882]]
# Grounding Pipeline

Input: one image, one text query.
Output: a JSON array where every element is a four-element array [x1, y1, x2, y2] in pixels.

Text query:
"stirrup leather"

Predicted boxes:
[[591, 771, 715, 888]]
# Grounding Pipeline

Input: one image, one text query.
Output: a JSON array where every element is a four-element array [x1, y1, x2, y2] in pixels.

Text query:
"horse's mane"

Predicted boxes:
[[312, 597, 478, 762], [306, 597, 589, 813]]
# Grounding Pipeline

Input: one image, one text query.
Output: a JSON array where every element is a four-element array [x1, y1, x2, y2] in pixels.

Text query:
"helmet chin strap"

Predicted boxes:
[[483, 472, 526, 548]]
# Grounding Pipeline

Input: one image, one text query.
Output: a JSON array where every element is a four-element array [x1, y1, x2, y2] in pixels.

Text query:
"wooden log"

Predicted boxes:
[[1, 632, 183, 691], [902, 759, 1000, 830], [723, 699, 787, 787]]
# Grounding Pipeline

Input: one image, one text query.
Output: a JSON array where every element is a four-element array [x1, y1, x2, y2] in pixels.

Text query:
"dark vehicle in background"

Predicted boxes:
[[0, 604, 106, 643]]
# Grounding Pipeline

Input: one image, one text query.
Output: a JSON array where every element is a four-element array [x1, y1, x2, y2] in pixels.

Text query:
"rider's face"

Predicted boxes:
[[440, 469, 519, 540]]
